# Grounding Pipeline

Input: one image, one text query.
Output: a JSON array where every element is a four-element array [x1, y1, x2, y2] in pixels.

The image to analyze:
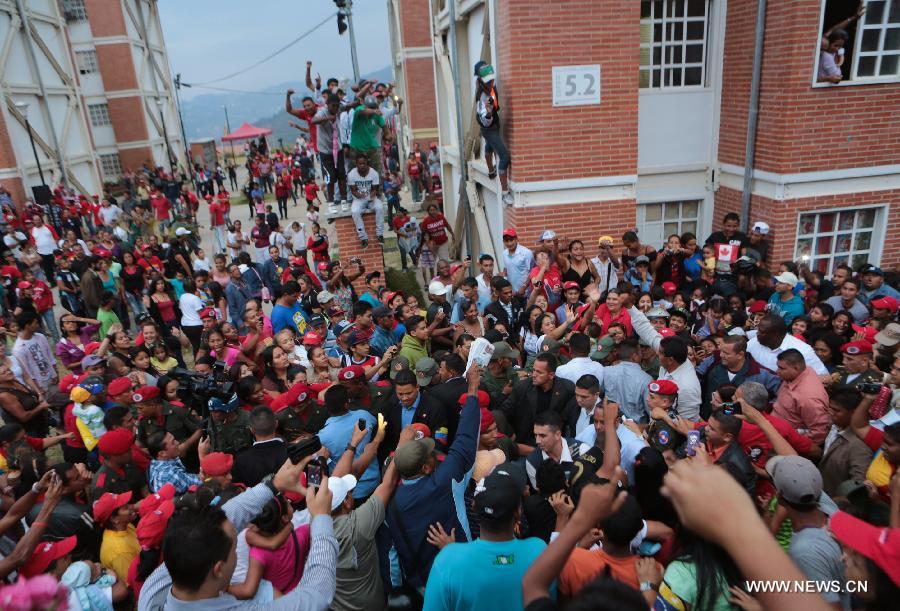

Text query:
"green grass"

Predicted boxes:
[[385, 267, 424, 305]]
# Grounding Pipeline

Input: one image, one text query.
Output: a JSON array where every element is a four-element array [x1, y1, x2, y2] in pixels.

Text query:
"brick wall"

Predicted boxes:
[[719, 0, 900, 174], [85, 0, 127, 37], [118, 147, 154, 173], [504, 199, 638, 250], [107, 97, 148, 144], [714, 185, 900, 271], [398, 0, 432, 48], [95, 43, 138, 91], [495, 0, 640, 183], [333, 212, 386, 293], [403, 57, 438, 138]]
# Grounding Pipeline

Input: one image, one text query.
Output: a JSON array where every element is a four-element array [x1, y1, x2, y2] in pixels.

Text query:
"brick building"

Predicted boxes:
[[387, 0, 440, 163], [0, 0, 184, 206], [421, 0, 900, 274]]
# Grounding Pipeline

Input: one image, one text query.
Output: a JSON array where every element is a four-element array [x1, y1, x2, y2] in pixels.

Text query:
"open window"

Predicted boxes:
[[818, 0, 900, 84]]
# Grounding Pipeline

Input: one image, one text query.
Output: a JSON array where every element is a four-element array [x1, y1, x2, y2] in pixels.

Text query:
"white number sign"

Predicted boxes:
[[551, 65, 601, 107]]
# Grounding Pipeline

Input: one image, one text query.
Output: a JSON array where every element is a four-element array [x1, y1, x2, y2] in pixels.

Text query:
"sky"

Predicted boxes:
[[157, 0, 393, 100]]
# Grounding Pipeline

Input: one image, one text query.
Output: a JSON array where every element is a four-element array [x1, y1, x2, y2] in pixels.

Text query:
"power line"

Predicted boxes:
[[190, 12, 337, 86], [184, 84, 286, 95]]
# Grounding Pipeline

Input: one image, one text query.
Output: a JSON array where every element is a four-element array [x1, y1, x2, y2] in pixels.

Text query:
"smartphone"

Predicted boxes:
[[857, 382, 883, 395], [721, 402, 742, 416], [287, 436, 322, 465], [305, 463, 322, 489], [686, 430, 701, 457], [357, 418, 367, 431]]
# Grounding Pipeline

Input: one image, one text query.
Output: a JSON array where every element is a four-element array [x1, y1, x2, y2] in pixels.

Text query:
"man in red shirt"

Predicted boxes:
[[208, 195, 226, 254], [149, 190, 172, 234], [304, 180, 322, 211], [285, 90, 319, 152]]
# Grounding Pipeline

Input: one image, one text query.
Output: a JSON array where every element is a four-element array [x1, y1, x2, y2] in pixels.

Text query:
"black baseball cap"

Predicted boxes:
[[474, 471, 521, 521]]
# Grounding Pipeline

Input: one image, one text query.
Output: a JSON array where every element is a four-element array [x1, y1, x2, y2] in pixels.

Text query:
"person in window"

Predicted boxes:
[[818, 2, 866, 83]]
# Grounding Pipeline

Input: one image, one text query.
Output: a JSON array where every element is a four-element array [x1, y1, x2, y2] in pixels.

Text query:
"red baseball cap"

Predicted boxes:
[[317, 261, 329, 271], [98, 428, 134, 456], [93, 491, 132, 525], [502, 228, 517, 239], [459, 390, 490, 409], [747, 300, 767, 314], [841, 340, 873, 355], [658, 327, 676, 338], [59, 373, 79, 394], [138, 483, 176, 518], [302, 331, 323, 346], [338, 365, 366, 381], [563, 281, 580, 291], [871, 296, 900, 313], [201, 452, 234, 477], [83, 341, 102, 355], [852, 324, 879, 344], [20, 535, 77, 577], [382, 290, 402, 305], [16, 281, 31, 290], [480, 406, 496, 430], [661, 281, 677, 295], [830, 510, 900, 586], [107, 377, 133, 397], [648, 379, 679, 395], [136, 500, 176, 550]]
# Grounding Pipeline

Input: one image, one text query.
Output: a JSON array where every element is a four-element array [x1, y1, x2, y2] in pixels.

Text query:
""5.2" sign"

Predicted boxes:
[[551, 65, 601, 107]]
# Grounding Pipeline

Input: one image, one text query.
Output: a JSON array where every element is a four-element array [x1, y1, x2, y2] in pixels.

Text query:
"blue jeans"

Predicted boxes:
[[125, 292, 147, 321]]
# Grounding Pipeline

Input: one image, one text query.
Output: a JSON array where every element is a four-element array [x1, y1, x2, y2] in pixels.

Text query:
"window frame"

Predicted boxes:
[[793, 204, 886, 273], [74, 50, 98, 75], [813, 0, 900, 87], [640, 0, 712, 89], [98, 153, 123, 181], [62, 0, 88, 21], [636, 199, 703, 248], [87, 102, 111, 127]]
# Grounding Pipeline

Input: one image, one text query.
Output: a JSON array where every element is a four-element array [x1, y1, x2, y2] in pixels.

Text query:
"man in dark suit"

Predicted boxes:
[[231, 406, 288, 487], [483, 278, 526, 345], [500, 353, 578, 454], [425, 353, 469, 443], [379, 369, 448, 464]]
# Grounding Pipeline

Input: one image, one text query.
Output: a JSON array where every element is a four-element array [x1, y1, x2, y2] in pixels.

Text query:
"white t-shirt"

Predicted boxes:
[[179, 292, 205, 326], [99, 205, 123, 226], [269, 231, 290, 258], [193, 258, 211, 273], [31, 225, 56, 255], [228, 230, 248, 256], [347, 168, 380, 204], [3, 231, 27, 259]]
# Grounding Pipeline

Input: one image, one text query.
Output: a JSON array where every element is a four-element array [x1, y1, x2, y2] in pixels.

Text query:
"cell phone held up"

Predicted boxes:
[[305, 456, 329, 490], [720, 401, 742, 416], [287, 436, 322, 465], [857, 382, 883, 395]]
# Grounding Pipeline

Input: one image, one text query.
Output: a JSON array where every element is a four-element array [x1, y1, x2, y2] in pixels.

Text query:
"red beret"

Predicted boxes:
[[107, 377, 133, 397], [458, 390, 490, 409], [138, 483, 176, 518], [648, 379, 679, 395], [338, 365, 366, 382], [98, 428, 134, 456], [132, 385, 161, 403], [92, 491, 132, 525], [270, 382, 312, 412], [199, 307, 217, 319], [841, 340, 873, 355], [136, 500, 175, 549], [411, 423, 432, 440], [201, 452, 234, 477], [59, 373, 79, 394]]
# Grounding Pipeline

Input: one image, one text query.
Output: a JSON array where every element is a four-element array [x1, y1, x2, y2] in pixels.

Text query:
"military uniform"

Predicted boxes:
[[208, 410, 254, 456], [137, 402, 201, 445], [482, 366, 516, 410], [277, 402, 330, 438], [835, 367, 883, 390], [91, 462, 147, 500]]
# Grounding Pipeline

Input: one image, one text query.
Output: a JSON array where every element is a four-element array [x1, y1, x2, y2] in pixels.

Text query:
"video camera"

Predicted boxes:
[[169, 362, 234, 417]]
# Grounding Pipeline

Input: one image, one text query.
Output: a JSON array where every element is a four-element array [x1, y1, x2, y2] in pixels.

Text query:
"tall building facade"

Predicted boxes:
[[423, 0, 900, 273], [0, 0, 184, 207]]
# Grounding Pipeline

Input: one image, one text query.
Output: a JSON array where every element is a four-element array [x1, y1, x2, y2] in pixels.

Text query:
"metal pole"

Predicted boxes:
[[446, 0, 474, 270], [346, 1, 360, 82], [24, 118, 46, 186], [174, 75, 190, 170], [159, 108, 174, 175], [223, 105, 236, 162], [740, 0, 767, 234]]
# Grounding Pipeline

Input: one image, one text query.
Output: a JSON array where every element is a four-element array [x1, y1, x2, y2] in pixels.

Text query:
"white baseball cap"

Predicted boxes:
[[428, 280, 452, 296], [327, 474, 357, 511], [774, 272, 799, 288], [175, 227, 191, 236], [537, 229, 556, 243], [752, 221, 770, 235]]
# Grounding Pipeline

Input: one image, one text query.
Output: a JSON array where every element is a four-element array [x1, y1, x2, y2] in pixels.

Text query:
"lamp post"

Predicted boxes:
[[15, 102, 46, 187], [223, 105, 236, 162], [156, 98, 175, 176]]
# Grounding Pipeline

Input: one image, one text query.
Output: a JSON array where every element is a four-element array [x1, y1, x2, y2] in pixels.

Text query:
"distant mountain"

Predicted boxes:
[[180, 66, 394, 146]]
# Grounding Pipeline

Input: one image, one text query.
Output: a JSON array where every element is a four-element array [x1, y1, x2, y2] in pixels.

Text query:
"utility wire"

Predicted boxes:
[[183, 84, 286, 95], [190, 12, 336, 86]]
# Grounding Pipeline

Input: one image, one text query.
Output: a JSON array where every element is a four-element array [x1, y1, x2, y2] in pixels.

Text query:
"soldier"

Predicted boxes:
[[482, 342, 520, 411], [272, 383, 327, 438], [207, 396, 253, 456], [134, 385, 202, 469], [91, 429, 148, 500]]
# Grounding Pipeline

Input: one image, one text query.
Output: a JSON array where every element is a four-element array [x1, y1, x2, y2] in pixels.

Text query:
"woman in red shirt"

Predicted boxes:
[[406, 153, 424, 203], [275, 170, 292, 220], [421, 203, 455, 263], [593, 289, 633, 335], [306, 221, 330, 266]]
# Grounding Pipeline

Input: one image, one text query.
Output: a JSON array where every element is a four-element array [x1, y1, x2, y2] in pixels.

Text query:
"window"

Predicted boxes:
[[62, 0, 88, 21], [640, 0, 710, 88], [99, 153, 123, 181], [637, 200, 701, 247], [853, 0, 900, 78], [795, 207, 883, 272], [87, 103, 111, 127], [75, 50, 98, 75]]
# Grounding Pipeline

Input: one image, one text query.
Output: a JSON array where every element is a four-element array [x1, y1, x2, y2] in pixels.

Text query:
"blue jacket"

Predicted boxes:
[[261, 257, 289, 292], [387, 394, 479, 588], [241, 264, 263, 299], [224, 279, 251, 325]]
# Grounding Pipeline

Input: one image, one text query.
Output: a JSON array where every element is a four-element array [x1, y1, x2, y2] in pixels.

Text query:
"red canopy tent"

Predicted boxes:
[[221, 122, 272, 142]]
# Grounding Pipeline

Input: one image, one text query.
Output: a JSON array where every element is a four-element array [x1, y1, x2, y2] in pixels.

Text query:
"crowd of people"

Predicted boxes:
[[0, 67, 897, 611]]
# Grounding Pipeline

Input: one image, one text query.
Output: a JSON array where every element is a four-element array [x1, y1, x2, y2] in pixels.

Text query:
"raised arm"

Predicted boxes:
[[628, 305, 662, 351]]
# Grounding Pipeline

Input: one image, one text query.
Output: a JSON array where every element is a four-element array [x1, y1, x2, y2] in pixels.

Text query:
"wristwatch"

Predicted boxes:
[[261, 474, 278, 496], [640, 581, 656, 592], [345, 444, 358, 453]]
